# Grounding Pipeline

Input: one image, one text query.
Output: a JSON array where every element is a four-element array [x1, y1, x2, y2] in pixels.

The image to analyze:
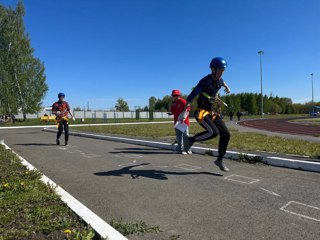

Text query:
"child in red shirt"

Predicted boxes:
[[169, 90, 191, 154]]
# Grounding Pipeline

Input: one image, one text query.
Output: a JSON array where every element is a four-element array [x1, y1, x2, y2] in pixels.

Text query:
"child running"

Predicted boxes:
[[184, 57, 231, 171]]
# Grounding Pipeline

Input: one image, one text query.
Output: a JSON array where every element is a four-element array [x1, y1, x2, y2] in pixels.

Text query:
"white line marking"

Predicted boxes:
[[67, 151, 73, 154], [280, 201, 320, 222], [175, 164, 201, 171], [123, 154, 144, 159], [0, 141, 127, 240], [224, 174, 260, 184], [81, 153, 102, 159], [118, 163, 141, 167], [260, 188, 281, 197], [59, 147, 66, 150]]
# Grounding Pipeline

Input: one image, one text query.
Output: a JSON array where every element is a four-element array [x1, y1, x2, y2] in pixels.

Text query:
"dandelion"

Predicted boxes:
[[3, 183, 10, 188], [64, 229, 72, 235], [20, 182, 25, 186]]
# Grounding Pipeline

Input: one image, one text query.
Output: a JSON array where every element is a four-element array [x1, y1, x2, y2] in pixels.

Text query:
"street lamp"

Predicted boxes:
[[311, 73, 314, 112], [258, 50, 264, 118]]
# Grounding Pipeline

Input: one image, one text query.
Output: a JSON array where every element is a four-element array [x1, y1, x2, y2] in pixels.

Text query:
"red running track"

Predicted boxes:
[[238, 117, 320, 137]]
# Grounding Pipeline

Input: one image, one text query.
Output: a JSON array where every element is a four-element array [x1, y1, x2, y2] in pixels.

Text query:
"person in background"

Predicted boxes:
[[237, 111, 242, 121], [229, 111, 234, 121], [169, 90, 191, 155]]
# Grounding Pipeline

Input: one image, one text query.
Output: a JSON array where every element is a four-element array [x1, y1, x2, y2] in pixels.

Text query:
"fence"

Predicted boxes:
[[14, 110, 172, 120]]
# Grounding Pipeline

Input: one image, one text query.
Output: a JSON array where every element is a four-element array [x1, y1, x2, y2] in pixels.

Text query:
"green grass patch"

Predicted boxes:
[[72, 122, 320, 158], [0, 114, 308, 127], [0, 118, 171, 127], [238, 154, 263, 164], [110, 218, 162, 236], [0, 145, 97, 240]]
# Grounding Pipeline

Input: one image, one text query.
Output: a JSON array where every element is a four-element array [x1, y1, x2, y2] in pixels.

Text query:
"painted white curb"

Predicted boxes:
[[266, 156, 320, 173], [43, 128, 320, 173], [0, 139, 128, 240]]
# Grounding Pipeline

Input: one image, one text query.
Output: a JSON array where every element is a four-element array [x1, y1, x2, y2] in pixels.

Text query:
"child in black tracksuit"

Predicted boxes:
[[184, 57, 231, 171]]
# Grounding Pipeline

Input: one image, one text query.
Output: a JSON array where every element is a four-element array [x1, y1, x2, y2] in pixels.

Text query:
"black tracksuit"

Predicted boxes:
[[187, 74, 230, 158]]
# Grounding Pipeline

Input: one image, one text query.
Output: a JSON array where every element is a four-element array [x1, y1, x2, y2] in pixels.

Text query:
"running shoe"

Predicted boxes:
[[214, 157, 229, 172]]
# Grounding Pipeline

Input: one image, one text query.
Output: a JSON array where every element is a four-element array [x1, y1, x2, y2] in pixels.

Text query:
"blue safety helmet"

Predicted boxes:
[[58, 92, 65, 98], [210, 57, 227, 69]]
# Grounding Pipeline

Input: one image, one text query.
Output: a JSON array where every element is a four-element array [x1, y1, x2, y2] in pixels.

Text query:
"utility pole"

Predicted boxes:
[[311, 73, 314, 113], [258, 50, 264, 118]]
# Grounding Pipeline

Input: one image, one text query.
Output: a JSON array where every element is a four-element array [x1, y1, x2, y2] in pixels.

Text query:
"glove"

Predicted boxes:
[[72, 117, 75, 121], [56, 111, 61, 116]]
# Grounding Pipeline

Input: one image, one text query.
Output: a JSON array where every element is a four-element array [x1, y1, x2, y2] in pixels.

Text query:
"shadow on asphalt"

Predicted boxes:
[[14, 143, 57, 146], [94, 163, 223, 180]]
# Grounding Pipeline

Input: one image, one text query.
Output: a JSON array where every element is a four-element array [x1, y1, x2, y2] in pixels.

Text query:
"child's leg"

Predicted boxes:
[[213, 117, 230, 157], [193, 115, 219, 142]]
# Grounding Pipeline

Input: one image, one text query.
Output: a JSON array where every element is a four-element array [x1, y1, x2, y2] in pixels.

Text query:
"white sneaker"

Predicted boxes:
[[181, 151, 188, 155], [187, 150, 192, 155]]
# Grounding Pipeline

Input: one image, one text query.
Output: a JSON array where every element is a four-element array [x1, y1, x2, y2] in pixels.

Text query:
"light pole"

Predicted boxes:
[[258, 50, 264, 118], [311, 73, 314, 113]]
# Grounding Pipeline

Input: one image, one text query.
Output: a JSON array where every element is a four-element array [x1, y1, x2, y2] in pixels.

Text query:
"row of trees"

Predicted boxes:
[[0, 1, 47, 120], [144, 93, 318, 115]]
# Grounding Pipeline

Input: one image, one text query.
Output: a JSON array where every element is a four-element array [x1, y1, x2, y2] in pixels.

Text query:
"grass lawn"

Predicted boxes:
[[0, 114, 308, 127], [72, 122, 320, 158], [0, 118, 172, 127], [0, 144, 97, 240]]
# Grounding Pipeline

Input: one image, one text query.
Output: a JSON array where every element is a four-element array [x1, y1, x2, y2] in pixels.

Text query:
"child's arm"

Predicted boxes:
[[223, 81, 231, 94]]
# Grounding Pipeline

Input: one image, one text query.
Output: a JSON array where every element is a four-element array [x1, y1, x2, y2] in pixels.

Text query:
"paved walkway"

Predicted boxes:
[[1, 128, 320, 240]]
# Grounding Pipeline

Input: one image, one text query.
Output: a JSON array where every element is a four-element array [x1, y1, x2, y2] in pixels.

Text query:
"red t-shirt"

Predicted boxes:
[[52, 101, 70, 118], [170, 98, 190, 126]]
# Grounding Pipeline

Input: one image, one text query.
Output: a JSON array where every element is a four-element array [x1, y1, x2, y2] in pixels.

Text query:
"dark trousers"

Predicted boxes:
[[57, 119, 69, 142], [194, 115, 230, 157]]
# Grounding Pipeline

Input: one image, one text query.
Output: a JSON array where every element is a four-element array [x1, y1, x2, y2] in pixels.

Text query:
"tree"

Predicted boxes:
[[148, 96, 157, 111], [154, 95, 171, 112], [115, 98, 129, 111], [0, 1, 48, 119]]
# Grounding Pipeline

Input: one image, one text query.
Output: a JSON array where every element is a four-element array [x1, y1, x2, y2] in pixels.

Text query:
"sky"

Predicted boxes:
[[2, 0, 320, 110]]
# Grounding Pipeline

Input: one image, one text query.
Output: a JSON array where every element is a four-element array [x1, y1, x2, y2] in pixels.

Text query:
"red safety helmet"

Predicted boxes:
[[171, 90, 181, 96]]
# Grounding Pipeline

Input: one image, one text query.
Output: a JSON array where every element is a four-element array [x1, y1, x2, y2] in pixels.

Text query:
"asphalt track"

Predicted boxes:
[[1, 128, 320, 240], [238, 117, 320, 136]]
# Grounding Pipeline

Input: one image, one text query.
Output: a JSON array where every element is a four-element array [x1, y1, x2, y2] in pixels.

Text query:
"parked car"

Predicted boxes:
[[310, 111, 320, 116]]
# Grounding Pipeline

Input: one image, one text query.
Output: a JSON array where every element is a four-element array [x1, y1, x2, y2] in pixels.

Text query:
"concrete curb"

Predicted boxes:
[[0, 139, 128, 240], [43, 128, 320, 173]]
